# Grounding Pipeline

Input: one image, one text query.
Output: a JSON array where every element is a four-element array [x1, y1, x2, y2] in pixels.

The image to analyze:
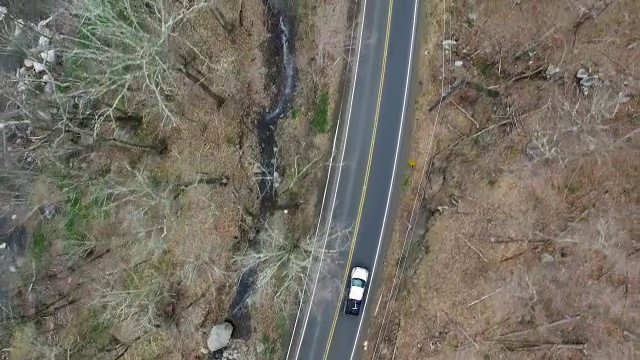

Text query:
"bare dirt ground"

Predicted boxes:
[[0, 0, 353, 358], [367, 0, 639, 359]]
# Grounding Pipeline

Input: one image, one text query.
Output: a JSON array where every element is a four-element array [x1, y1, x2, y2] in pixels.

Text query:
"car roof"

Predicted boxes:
[[351, 267, 369, 281]]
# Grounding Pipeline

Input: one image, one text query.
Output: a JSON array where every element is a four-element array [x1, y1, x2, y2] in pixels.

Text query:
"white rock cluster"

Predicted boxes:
[[7, 13, 58, 95], [220, 339, 257, 360]]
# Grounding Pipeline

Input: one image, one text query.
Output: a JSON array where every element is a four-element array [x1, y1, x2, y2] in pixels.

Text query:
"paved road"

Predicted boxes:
[[286, 0, 420, 359]]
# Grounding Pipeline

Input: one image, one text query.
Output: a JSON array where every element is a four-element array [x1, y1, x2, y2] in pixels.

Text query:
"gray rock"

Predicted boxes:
[[618, 90, 632, 104], [442, 40, 457, 52], [545, 65, 561, 79], [207, 322, 233, 352], [33, 61, 46, 73], [580, 75, 600, 88], [42, 203, 56, 220], [576, 68, 589, 79], [541, 253, 554, 263]]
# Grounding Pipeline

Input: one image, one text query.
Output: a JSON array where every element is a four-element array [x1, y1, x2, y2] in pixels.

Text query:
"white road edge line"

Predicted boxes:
[[285, 0, 368, 358], [349, 0, 419, 358]]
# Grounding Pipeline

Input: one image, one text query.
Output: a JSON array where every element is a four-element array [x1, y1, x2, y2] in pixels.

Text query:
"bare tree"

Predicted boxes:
[[235, 222, 352, 302], [58, 0, 213, 127]]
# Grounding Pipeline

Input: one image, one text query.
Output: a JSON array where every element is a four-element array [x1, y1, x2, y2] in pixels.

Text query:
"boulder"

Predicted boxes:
[[207, 322, 233, 352]]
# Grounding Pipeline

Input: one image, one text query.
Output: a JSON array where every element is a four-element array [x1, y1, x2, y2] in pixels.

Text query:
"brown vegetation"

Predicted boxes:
[[368, 0, 639, 359], [0, 0, 354, 358]]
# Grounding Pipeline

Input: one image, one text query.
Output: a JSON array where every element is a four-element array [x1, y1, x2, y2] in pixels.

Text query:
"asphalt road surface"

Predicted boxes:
[[286, 0, 420, 359]]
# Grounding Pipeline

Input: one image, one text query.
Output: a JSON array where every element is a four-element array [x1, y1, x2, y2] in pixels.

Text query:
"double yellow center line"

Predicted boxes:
[[322, 0, 395, 358]]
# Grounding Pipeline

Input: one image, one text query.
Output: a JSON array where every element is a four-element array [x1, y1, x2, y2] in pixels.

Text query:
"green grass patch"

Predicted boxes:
[[31, 227, 48, 261], [63, 189, 86, 242], [260, 333, 279, 360], [310, 89, 330, 133], [62, 190, 95, 263], [88, 309, 110, 336], [476, 59, 494, 78], [276, 313, 288, 336], [566, 182, 580, 195], [290, 106, 301, 120], [56, 181, 104, 263], [260, 312, 288, 359], [225, 133, 238, 147], [85, 307, 112, 344]]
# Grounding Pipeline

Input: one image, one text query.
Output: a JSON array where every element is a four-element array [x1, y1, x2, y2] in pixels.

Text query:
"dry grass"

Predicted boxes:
[[2, 0, 266, 358], [1, 0, 358, 358], [368, 0, 639, 359]]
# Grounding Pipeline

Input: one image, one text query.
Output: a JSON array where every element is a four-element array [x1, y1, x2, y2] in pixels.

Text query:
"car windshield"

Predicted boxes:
[[351, 278, 366, 288]]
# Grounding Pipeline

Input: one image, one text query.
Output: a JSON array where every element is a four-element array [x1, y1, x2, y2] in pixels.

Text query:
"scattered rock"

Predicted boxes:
[[541, 253, 554, 263], [9, 265, 17, 273], [617, 90, 632, 104], [24, 59, 34, 68], [273, 171, 281, 188], [576, 68, 589, 79], [38, 36, 50, 49], [219, 339, 256, 360], [41, 203, 57, 220], [43, 74, 55, 93], [467, 12, 478, 23], [442, 40, 457, 52], [40, 50, 56, 64], [47, 49, 56, 64], [454, 60, 464, 67], [576, 65, 601, 95], [580, 75, 600, 87], [0, 243, 6, 250], [36, 16, 53, 34], [207, 321, 234, 352], [33, 61, 46, 73], [545, 65, 561, 79]]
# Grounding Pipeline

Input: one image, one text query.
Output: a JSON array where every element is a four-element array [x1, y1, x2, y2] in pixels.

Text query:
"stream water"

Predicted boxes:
[[226, 0, 298, 340]]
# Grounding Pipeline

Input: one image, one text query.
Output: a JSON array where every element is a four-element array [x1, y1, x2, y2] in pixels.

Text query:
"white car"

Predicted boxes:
[[344, 266, 369, 316]]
